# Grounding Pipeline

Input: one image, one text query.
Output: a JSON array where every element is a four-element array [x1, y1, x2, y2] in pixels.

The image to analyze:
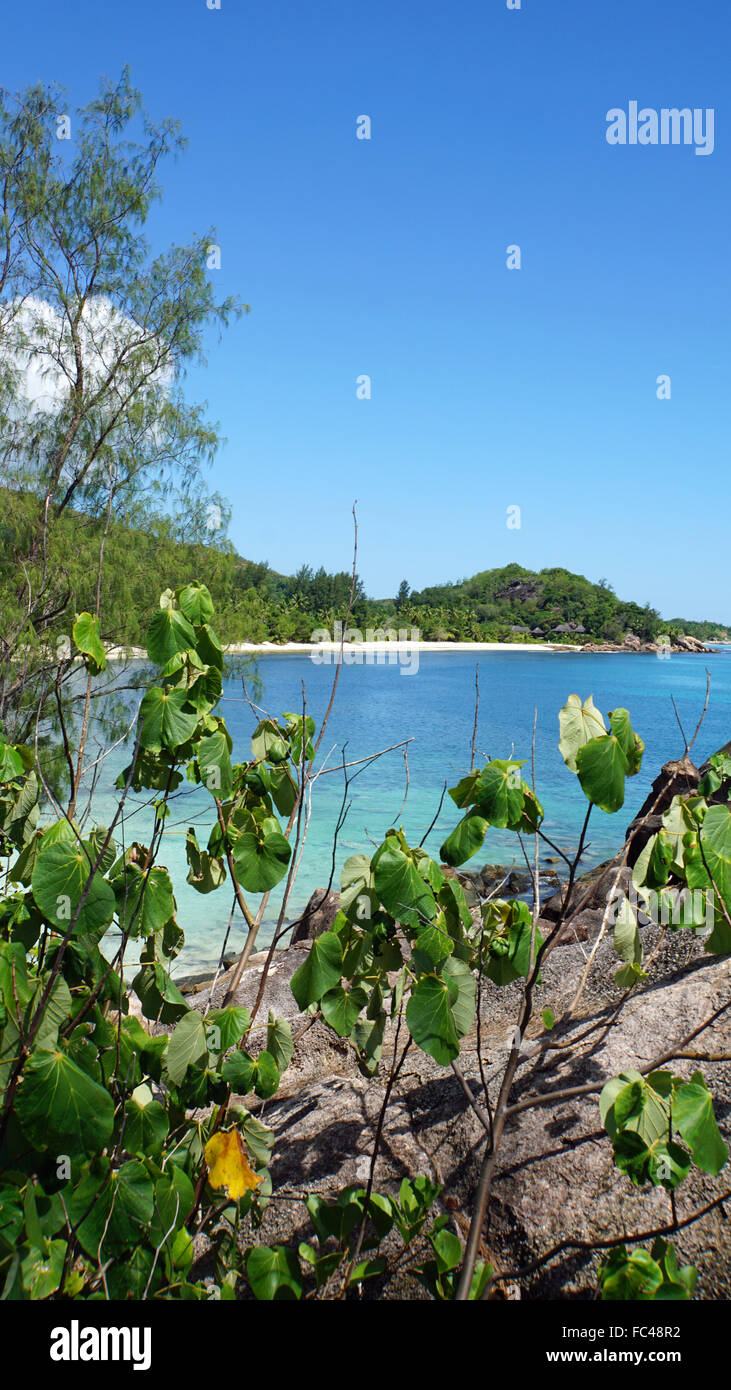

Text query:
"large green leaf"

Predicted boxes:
[[101, 1161, 157, 1254], [601, 1070, 670, 1146], [0, 740, 26, 782], [72, 612, 107, 673], [352, 1013, 385, 1076], [139, 686, 199, 753], [266, 1013, 293, 1072], [632, 830, 674, 891], [196, 728, 234, 799], [124, 1083, 169, 1156], [649, 1238, 698, 1301], [185, 828, 226, 894], [609, 708, 644, 777], [283, 711, 316, 765], [16, 1048, 114, 1156], [221, 1050, 257, 1093], [405, 974, 460, 1065], [558, 694, 607, 772], [113, 863, 176, 937], [251, 719, 290, 764], [673, 1075, 728, 1175], [145, 606, 197, 666], [340, 854, 375, 918], [246, 1245, 302, 1300], [28, 974, 73, 1050], [206, 1005, 250, 1054], [321, 984, 368, 1037], [253, 1050, 280, 1099], [116, 749, 183, 795], [132, 962, 188, 1024], [599, 1070, 688, 1187], [1, 942, 37, 1019], [599, 1246, 664, 1301], [576, 735, 629, 813], [438, 876, 473, 934], [106, 1246, 159, 1300], [442, 956, 477, 1038], [65, 1165, 110, 1259], [413, 917, 453, 969], [372, 839, 436, 929], [448, 770, 481, 809], [439, 811, 488, 868], [237, 1111, 275, 1168], [232, 829, 291, 893], [186, 662, 222, 714], [21, 1239, 67, 1298], [166, 1010, 208, 1085], [70, 1156, 175, 1267], [269, 765, 298, 817], [290, 932, 343, 1010], [613, 895, 646, 987], [148, 1166, 194, 1248], [697, 804, 731, 917], [473, 760, 529, 829], [196, 623, 224, 671], [482, 900, 543, 985], [31, 840, 116, 935], [177, 581, 214, 626]]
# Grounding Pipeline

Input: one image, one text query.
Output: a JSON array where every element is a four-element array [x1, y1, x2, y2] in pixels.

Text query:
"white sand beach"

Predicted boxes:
[[223, 639, 561, 656], [102, 638, 567, 661]]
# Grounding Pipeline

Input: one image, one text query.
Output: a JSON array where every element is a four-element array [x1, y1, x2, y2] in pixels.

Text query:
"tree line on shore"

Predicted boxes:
[[3, 493, 727, 653]]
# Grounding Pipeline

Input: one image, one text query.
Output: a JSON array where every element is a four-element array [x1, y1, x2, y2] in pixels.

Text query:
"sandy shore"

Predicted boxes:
[[104, 645, 147, 660], [102, 637, 719, 662], [223, 639, 560, 655], [103, 639, 565, 660]]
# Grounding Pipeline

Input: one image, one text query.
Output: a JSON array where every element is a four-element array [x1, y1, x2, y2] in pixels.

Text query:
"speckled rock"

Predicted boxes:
[[189, 927, 730, 1300], [290, 887, 341, 944]]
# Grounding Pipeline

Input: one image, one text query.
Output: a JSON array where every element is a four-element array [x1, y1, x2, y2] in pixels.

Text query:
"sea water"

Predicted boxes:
[[87, 648, 731, 977]]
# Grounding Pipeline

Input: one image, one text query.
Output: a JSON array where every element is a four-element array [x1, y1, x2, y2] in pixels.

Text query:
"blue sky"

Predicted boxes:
[[3, 0, 729, 619]]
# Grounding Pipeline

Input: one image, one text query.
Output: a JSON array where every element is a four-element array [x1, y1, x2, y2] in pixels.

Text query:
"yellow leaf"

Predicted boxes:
[[204, 1129, 262, 1200]]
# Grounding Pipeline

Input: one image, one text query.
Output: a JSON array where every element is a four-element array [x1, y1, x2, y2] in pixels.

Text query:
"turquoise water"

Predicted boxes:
[[92, 648, 731, 976]]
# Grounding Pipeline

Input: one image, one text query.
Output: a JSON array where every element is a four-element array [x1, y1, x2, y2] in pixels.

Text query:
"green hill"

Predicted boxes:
[[400, 563, 728, 644], [1, 493, 726, 648]]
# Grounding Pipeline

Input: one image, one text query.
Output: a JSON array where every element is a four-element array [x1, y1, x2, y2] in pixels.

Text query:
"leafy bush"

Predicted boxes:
[[0, 584, 728, 1301]]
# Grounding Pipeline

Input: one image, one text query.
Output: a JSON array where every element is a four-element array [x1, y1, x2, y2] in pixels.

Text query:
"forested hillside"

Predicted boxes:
[[404, 564, 729, 643], [1, 493, 726, 648]]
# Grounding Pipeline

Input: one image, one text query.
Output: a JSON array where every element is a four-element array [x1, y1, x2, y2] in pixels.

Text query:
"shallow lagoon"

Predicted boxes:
[[91, 648, 731, 976]]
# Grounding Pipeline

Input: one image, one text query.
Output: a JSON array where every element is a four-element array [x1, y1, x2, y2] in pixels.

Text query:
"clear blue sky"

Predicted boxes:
[[4, 0, 729, 619]]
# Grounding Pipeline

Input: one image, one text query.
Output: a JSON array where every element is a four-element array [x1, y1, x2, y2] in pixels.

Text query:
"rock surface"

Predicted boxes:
[[290, 886, 340, 944], [183, 744, 731, 1299], [188, 922, 730, 1300], [579, 634, 713, 654]]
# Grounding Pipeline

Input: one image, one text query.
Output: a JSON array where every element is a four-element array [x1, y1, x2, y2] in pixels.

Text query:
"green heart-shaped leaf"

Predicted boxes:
[[232, 829, 291, 893], [146, 606, 197, 666], [558, 694, 607, 772], [405, 974, 460, 1065], [16, 1048, 114, 1156], [177, 581, 214, 626], [31, 840, 116, 935], [139, 686, 199, 753], [576, 735, 629, 813], [290, 932, 343, 1011], [72, 611, 107, 673]]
